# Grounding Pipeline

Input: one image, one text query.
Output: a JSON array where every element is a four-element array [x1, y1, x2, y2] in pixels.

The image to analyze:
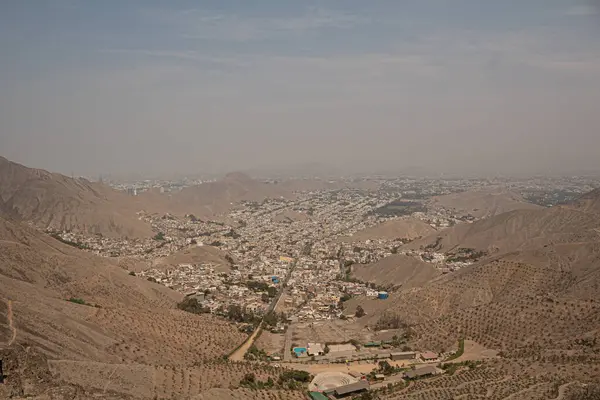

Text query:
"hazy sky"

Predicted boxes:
[[1, 1, 600, 177]]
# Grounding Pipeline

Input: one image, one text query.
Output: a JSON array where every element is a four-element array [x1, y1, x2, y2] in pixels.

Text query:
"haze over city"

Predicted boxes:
[[1, 0, 600, 177], [3, 2, 600, 399]]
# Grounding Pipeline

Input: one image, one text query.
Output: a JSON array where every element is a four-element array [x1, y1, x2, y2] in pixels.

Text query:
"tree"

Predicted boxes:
[[340, 293, 352, 302], [378, 360, 393, 375], [153, 232, 165, 241], [355, 305, 366, 318], [240, 372, 256, 386], [263, 311, 278, 327]]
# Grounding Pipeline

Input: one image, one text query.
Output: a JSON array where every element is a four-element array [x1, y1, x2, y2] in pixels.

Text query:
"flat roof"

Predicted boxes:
[[334, 380, 370, 395], [308, 392, 329, 400]]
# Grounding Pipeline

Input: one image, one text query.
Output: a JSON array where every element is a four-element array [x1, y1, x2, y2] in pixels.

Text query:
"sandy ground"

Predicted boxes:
[[255, 331, 285, 356], [229, 327, 262, 361], [450, 340, 499, 363], [282, 359, 413, 374]]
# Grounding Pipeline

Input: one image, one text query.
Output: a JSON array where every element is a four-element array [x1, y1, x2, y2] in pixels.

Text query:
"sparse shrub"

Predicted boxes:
[[355, 305, 366, 318]]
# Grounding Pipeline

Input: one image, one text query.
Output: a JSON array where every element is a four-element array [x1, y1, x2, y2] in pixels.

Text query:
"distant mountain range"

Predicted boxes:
[[0, 156, 296, 238]]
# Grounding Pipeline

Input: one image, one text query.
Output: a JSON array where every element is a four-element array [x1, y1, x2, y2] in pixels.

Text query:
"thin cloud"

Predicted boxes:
[[144, 6, 368, 42], [566, 5, 597, 16]]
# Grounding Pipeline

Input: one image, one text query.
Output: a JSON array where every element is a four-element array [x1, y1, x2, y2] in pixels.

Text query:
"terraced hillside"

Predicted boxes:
[[379, 359, 598, 399], [49, 360, 286, 399], [371, 243, 600, 354]]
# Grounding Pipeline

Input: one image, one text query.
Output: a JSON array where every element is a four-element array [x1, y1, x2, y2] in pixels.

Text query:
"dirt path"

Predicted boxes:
[[229, 326, 263, 361], [6, 299, 17, 346], [554, 382, 577, 400]]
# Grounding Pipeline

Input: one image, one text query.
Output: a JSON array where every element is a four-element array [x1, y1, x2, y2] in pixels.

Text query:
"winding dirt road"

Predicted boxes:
[[229, 326, 263, 361]]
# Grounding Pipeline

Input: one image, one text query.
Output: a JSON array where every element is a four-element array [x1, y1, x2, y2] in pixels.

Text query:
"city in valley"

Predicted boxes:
[[42, 172, 600, 398], [3, 1, 600, 398]]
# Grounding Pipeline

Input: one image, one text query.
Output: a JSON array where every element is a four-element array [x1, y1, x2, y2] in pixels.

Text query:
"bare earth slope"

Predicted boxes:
[[375, 242, 600, 356], [408, 205, 600, 255], [351, 254, 440, 290], [428, 188, 542, 219], [0, 215, 248, 399], [153, 244, 234, 273], [367, 191, 600, 374], [0, 156, 153, 238], [166, 172, 295, 217], [340, 217, 436, 242]]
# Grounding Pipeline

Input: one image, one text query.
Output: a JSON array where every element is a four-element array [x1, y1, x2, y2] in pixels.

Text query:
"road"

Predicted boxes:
[[229, 260, 298, 361], [229, 326, 263, 361], [2, 299, 17, 347]]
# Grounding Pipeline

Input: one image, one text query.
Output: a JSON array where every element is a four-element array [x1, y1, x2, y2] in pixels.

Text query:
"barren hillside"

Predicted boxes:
[[407, 205, 600, 255], [349, 190, 600, 387], [153, 245, 234, 273], [0, 156, 153, 238], [351, 254, 440, 290], [0, 215, 249, 398], [168, 172, 295, 216], [272, 209, 309, 223], [340, 217, 436, 243], [363, 199, 600, 362], [358, 243, 600, 364], [564, 187, 600, 215], [428, 188, 542, 219]]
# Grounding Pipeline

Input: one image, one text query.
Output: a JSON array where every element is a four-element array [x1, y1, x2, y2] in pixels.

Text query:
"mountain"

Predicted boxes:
[[351, 254, 440, 290], [168, 171, 294, 216], [407, 191, 600, 255], [565, 187, 600, 215], [369, 242, 600, 357], [359, 189, 600, 374], [339, 218, 436, 243], [0, 156, 153, 238], [427, 188, 542, 219]]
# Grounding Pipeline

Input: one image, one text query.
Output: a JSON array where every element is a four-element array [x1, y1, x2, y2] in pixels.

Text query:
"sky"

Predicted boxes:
[[1, 0, 600, 177]]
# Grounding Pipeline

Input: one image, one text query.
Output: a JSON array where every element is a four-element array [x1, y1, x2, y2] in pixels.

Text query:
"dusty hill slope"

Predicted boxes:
[[152, 245, 234, 273], [0, 215, 244, 365], [428, 188, 542, 219], [364, 250, 600, 351], [272, 209, 309, 223], [351, 254, 440, 290], [340, 218, 436, 243], [366, 191, 600, 361], [167, 172, 294, 217], [565, 187, 600, 214], [0, 156, 153, 238], [374, 242, 600, 356], [408, 202, 600, 255]]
